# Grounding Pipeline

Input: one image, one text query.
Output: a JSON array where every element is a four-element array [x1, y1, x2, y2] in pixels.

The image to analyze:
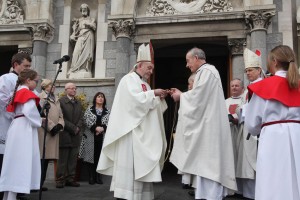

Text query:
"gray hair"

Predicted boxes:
[[230, 78, 244, 88], [188, 73, 196, 83], [188, 47, 206, 60]]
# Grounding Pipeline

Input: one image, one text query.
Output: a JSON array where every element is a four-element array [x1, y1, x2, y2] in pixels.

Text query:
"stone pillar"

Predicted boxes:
[[109, 19, 135, 86], [26, 22, 54, 79], [245, 7, 275, 71], [228, 38, 246, 82]]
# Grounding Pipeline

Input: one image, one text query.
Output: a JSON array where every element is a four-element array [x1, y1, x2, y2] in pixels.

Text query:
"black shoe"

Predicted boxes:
[[188, 190, 195, 196], [65, 181, 80, 187], [182, 184, 193, 189]]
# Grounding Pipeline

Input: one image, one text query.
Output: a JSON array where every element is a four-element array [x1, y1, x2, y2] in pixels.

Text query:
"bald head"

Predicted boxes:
[[230, 78, 244, 97], [65, 82, 77, 97]]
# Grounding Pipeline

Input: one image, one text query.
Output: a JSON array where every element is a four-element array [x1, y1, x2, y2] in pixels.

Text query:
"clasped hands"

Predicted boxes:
[[154, 88, 182, 102]]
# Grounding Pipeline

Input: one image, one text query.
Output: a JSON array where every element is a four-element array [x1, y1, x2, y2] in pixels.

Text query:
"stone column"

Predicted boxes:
[[245, 7, 275, 71], [26, 22, 54, 79], [228, 38, 246, 82], [109, 19, 135, 86]]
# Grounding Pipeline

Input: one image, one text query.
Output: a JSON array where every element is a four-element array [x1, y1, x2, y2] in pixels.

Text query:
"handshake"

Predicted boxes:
[[154, 88, 182, 102]]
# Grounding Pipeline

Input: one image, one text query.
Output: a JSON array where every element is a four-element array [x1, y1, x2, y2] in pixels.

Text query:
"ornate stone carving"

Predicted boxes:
[[18, 47, 32, 54], [146, 0, 233, 16], [0, 0, 24, 24], [26, 23, 54, 43], [109, 19, 135, 39], [228, 38, 246, 55], [245, 9, 276, 32]]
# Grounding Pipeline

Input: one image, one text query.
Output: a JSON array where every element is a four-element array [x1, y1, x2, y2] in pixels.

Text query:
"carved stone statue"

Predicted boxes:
[[68, 3, 96, 79]]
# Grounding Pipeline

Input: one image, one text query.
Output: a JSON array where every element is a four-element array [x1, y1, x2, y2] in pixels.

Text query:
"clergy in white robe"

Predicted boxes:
[[97, 43, 168, 200], [234, 48, 265, 199], [0, 53, 31, 155], [170, 47, 237, 200], [225, 78, 245, 170], [245, 45, 300, 200], [0, 72, 18, 154]]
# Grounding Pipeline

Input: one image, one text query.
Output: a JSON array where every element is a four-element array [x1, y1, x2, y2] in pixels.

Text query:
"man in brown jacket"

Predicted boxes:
[[56, 82, 83, 188]]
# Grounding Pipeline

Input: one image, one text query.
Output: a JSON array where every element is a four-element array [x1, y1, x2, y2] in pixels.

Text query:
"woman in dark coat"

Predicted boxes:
[[79, 92, 110, 184]]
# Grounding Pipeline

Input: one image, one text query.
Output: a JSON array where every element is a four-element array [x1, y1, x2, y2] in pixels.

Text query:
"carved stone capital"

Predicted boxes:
[[228, 38, 246, 55], [18, 48, 32, 54], [109, 19, 135, 39], [245, 9, 276, 32], [26, 23, 54, 43]]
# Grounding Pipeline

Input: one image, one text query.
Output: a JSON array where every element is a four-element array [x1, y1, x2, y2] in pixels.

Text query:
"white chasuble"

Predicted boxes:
[[97, 72, 167, 183], [170, 64, 237, 191]]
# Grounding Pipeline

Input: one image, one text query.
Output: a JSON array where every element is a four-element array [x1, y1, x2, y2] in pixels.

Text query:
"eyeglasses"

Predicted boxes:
[[66, 87, 77, 90]]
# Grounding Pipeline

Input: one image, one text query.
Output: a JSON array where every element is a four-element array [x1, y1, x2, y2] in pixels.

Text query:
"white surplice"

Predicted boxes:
[[0, 72, 18, 154], [245, 71, 300, 200], [0, 86, 42, 194], [225, 96, 244, 168], [97, 72, 167, 200], [170, 63, 237, 199]]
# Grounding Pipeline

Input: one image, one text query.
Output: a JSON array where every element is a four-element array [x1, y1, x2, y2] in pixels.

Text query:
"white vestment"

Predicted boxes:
[[97, 72, 167, 200], [225, 96, 244, 168], [0, 86, 42, 194], [245, 71, 300, 200], [170, 63, 237, 199], [235, 81, 261, 199], [0, 72, 17, 154]]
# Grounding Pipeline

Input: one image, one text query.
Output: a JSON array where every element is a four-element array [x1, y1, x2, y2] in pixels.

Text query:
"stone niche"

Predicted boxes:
[[67, 0, 98, 79], [58, 0, 109, 81]]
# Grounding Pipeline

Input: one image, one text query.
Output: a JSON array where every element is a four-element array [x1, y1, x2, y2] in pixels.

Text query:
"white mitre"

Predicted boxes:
[[137, 43, 153, 63], [244, 48, 262, 69]]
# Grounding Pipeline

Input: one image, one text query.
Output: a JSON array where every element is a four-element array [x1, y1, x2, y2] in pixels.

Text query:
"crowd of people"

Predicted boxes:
[[0, 53, 110, 200], [0, 43, 299, 200]]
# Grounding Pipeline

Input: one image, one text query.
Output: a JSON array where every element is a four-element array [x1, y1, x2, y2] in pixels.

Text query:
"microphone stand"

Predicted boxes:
[[39, 62, 63, 200]]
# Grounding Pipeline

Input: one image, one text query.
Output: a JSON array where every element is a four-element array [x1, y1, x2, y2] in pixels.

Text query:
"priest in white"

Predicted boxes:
[[225, 78, 245, 169], [235, 48, 264, 199], [170, 47, 237, 200], [97, 43, 168, 200]]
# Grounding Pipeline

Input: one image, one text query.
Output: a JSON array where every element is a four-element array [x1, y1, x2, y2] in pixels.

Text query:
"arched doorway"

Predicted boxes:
[[151, 37, 230, 173]]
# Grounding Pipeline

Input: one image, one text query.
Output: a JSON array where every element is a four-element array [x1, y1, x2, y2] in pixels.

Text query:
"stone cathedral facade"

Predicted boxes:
[[0, 0, 300, 106]]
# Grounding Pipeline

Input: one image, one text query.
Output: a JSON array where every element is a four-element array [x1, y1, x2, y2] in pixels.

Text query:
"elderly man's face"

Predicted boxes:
[[230, 80, 243, 97], [245, 67, 261, 82], [65, 84, 77, 97], [186, 52, 199, 73], [138, 62, 154, 80]]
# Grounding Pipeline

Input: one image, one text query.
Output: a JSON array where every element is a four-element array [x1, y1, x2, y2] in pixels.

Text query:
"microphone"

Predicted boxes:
[[53, 55, 70, 64]]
